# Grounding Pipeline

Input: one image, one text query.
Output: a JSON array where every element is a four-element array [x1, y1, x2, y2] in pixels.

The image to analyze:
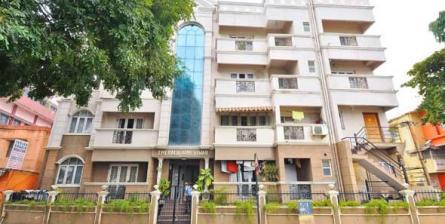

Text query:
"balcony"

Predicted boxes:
[[327, 74, 398, 108], [320, 34, 385, 67], [216, 38, 268, 65], [215, 79, 272, 110], [315, 5, 374, 32], [93, 128, 158, 149], [267, 34, 314, 64], [276, 123, 329, 144], [270, 75, 323, 107], [214, 126, 275, 146]]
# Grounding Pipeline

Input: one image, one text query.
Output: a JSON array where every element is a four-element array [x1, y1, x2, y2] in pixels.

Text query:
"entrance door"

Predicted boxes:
[[158, 160, 200, 224], [363, 113, 382, 142]]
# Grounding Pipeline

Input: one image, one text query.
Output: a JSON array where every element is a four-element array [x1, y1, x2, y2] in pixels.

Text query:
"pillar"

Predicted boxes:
[[258, 185, 266, 224], [147, 158, 155, 191], [327, 184, 341, 224], [156, 158, 164, 185], [400, 184, 420, 224], [149, 186, 161, 224], [96, 186, 109, 224], [191, 187, 201, 224]]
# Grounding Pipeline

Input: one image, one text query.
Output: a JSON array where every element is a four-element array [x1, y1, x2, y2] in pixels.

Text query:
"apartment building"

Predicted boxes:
[[39, 0, 406, 195], [0, 96, 55, 128], [390, 111, 445, 190]]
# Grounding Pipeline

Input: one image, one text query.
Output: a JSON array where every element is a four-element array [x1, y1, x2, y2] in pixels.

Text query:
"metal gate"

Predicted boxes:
[[157, 185, 191, 224]]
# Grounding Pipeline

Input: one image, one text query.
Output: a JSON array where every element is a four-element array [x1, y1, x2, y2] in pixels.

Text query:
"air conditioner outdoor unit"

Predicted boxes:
[[312, 125, 328, 136]]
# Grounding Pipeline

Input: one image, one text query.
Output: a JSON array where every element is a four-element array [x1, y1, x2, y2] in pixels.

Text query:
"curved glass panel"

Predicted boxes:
[[169, 25, 205, 145]]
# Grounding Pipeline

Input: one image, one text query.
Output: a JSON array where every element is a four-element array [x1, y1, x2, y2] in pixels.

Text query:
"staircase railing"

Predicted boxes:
[[343, 135, 409, 184], [355, 126, 401, 144]]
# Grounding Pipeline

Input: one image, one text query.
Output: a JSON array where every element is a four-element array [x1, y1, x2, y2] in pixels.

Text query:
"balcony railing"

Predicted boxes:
[[217, 38, 267, 52], [320, 34, 382, 48], [355, 127, 401, 144], [94, 128, 158, 148], [328, 74, 394, 91], [276, 123, 328, 143], [314, 0, 370, 6], [215, 79, 270, 95], [270, 75, 321, 92], [265, 0, 307, 6], [215, 126, 275, 145]]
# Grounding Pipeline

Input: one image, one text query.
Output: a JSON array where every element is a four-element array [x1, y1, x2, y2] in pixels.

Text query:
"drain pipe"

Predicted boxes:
[[307, 0, 344, 192]]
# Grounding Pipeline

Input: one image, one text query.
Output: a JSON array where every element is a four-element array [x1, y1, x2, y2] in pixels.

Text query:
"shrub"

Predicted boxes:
[[159, 179, 170, 197], [104, 199, 149, 213], [364, 199, 389, 215], [287, 200, 298, 212], [313, 199, 332, 207], [339, 200, 361, 207], [212, 188, 228, 205], [54, 198, 96, 212], [264, 202, 280, 214], [234, 200, 255, 217], [389, 201, 408, 209], [416, 199, 445, 207], [201, 201, 216, 213]]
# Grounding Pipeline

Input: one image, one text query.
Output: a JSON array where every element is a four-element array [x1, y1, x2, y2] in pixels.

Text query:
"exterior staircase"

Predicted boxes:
[[344, 129, 408, 191]]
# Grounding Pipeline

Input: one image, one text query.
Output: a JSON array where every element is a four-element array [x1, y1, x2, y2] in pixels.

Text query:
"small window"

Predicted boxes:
[[69, 110, 94, 133], [231, 116, 238, 126], [308, 61, 316, 73], [108, 164, 139, 183], [56, 157, 84, 185], [0, 113, 9, 125], [230, 73, 237, 79], [303, 22, 310, 32], [322, 160, 332, 176], [230, 73, 255, 79], [240, 116, 248, 126], [239, 73, 246, 79], [221, 115, 230, 126], [259, 116, 267, 126], [249, 116, 257, 126], [340, 36, 358, 46], [349, 77, 368, 89], [13, 119, 21, 126], [136, 119, 144, 129], [339, 111, 346, 130]]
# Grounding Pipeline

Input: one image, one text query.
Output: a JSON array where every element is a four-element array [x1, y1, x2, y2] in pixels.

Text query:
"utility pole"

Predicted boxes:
[[402, 120, 431, 186]]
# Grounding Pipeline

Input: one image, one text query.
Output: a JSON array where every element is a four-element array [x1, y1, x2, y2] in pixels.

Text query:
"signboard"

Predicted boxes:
[[156, 149, 209, 158], [6, 139, 29, 170], [298, 200, 313, 215]]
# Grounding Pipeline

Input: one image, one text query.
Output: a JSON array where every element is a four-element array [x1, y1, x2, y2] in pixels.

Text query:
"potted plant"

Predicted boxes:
[[195, 168, 213, 200], [158, 179, 170, 204]]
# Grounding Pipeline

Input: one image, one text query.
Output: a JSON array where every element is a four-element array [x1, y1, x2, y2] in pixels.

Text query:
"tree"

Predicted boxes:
[[404, 11, 445, 124], [0, 0, 194, 111]]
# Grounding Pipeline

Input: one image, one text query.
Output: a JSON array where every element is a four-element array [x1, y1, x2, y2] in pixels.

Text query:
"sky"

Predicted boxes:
[[367, 0, 445, 119]]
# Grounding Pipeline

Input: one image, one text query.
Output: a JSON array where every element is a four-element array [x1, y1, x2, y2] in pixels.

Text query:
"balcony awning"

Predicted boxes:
[[216, 106, 273, 113]]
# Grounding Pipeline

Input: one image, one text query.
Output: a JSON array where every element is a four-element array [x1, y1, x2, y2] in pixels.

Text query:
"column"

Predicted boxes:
[[149, 187, 161, 224], [257, 185, 267, 224], [191, 188, 201, 224], [204, 158, 209, 169], [96, 186, 109, 224], [327, 184, 341, 224], [156, 158, 164, 185], [147, 158, 155, 190], [400, 184, 420, 224]]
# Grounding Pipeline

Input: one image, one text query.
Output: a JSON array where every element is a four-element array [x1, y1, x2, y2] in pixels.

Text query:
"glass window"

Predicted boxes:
[[221, 115, 230, 126], [169, 24, 205, 145], [274, 37, 293, 47], [231, 116, 238, 126], [278, 78, 298, 89], [56, 157, 84, 185], [108, 164, 139, 183], [303, 22, 310, 32], [322, 160, 332, 176], [259, 116, 267, 126], [308, 61, 316, 73], [249, 116, 257, 126], [240, 116, 248, 126], [69, 110, 94, 133], [0, 113, 8, 124], [136, 119, 144, 129]]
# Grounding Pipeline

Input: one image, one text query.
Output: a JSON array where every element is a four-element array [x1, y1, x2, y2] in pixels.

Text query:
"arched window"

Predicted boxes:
[[169, 24, 205, 145], [69, 110, 93, 133], [56, 157, 84, 185]]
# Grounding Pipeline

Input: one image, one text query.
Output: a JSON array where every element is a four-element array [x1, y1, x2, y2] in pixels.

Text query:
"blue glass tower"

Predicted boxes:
[[168, 25, 205, 145]]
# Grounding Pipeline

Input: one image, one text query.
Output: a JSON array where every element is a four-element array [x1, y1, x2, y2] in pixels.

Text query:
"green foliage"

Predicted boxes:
[[158, 179, 170, 197], [7, 199, 47, 207], [403, 11, 445, 124], [416, 199, 445, 207], [54, 198, 96, 212], [388, 201, 409, 209], [0, 0, 194, 111], [339, 200, 361, 207], [264, 202, 281, 214], [313, 199, 332, 207], [287, 200, 298, 212], [234, 200, 255, 217], [260, 162, 278, 182], [104, 199, 149, 213], [212, 187, 228, 205], [430, 11, 445, 43], [364, 199, 389, 215], [201, 201, 216, 214], [195, 168, 214, 192]]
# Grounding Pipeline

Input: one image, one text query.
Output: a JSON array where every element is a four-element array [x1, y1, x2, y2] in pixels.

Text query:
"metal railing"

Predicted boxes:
[[105, 192, 151, 203], [414, 191, 444, 202], [355, 126, 401, 144], [201, 190, 257, 205], [338, 192, 403, 204], [9, 191, 48, 203]]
